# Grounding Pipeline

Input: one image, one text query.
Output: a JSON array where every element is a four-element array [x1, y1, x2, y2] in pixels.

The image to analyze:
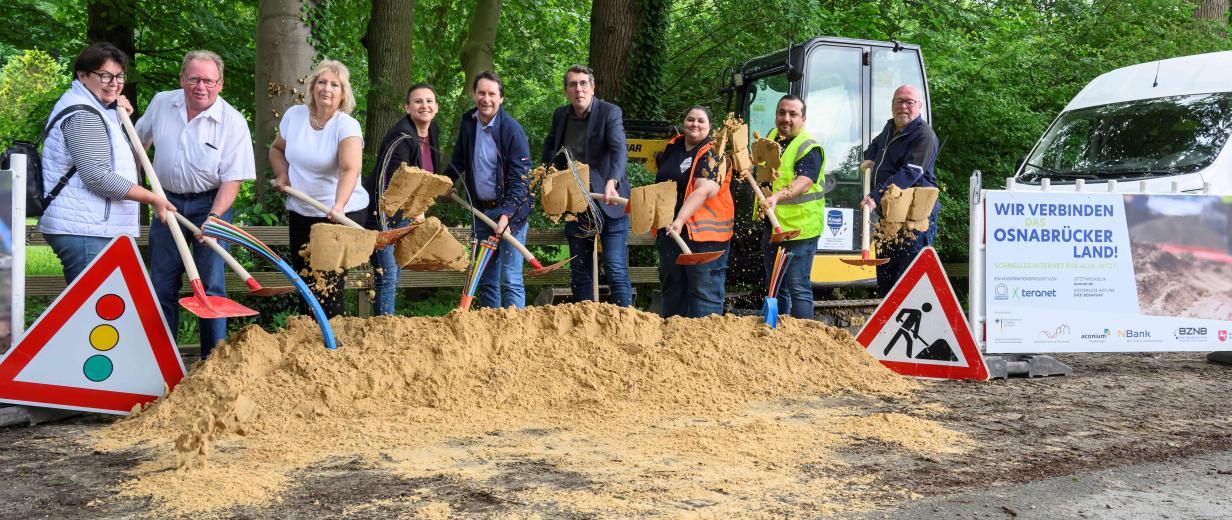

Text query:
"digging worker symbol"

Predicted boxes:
[[885, 302, 958, 361]]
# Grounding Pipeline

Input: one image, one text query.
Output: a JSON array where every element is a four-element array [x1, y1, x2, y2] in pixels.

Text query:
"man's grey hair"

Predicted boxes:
[[563, 64, 594, 89], [182, 50, 225, 79]]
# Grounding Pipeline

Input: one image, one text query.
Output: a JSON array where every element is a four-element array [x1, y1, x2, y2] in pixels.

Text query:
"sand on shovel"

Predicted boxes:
[[308, 223, 377, 271], [381, 164, 453, 218], [907, 187, 939, 221], [750, 136, 782, 184], [880, 184, 913, 223], [393, 216, 468, 271], [629, 181, 678, 234], [540, 163, 590, 218]]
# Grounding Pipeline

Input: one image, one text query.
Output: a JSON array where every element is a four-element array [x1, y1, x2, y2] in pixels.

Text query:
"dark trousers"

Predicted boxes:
[[565, 214, 632, 306], [876, 222, 938, 297], [289, 209, 368, 318], [656, 233, 730, 318], [148, 189, 229, 358]]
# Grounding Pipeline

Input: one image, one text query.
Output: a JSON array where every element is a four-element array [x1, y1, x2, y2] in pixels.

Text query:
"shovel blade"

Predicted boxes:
[[249, 286, 296, 297], [675, 251, 723, 266], [762, 297, 779, 328], [526, 256, 573, 277], [179, 294, 258, 319], [840, 248, 889, 266], [771, 229, 801, 242], [374, 224, 418, 249]]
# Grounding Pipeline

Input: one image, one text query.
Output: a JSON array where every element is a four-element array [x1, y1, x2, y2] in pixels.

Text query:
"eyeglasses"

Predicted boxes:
[[184, 76, 221, 88], [566, 80, 592, 90], [89, 71, 126, 85], [892, 98, 920, 107]]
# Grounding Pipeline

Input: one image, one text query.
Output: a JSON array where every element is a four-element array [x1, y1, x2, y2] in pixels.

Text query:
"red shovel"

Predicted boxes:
[[449, 192, 571, 276], [174, 214, 294, 297], [665, 228, 723, 265], [743, 173, 800, 243], [842, 166, 889, 267], [276, 182, 417, 248], [118, 110, 257, 319]]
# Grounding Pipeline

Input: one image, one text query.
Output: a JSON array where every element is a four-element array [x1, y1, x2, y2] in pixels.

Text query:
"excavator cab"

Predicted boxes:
[[729, 37, 931, 289]]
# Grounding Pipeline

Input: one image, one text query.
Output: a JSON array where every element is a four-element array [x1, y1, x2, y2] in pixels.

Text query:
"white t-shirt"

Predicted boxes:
[[279, 104, 368, 217], [135, 90, 256, 194]]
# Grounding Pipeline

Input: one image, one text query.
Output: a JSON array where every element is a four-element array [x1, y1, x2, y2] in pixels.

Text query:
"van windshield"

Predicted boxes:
[[1020, 92, 1232, 182]]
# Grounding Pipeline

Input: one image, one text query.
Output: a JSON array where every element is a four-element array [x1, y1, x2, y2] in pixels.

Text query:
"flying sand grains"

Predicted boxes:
[[93, 303, 952, 515]]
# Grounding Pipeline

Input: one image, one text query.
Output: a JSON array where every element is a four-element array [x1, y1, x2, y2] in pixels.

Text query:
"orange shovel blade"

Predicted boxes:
[[771, 229, 801, 243], [374, 223, 419, 249], [526, 256, 574, 277], [675, 251, 724, 266], [840, 249, 889, 266], [244, 277, 295, 297], [179, 294, 259, 318]]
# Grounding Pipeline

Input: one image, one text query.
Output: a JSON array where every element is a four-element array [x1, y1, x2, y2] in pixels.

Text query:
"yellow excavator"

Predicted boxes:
[[626, 37, 933, 324]]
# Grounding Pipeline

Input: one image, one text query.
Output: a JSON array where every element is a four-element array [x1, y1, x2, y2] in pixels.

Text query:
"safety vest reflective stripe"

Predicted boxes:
[[766, 128, 825, 241]]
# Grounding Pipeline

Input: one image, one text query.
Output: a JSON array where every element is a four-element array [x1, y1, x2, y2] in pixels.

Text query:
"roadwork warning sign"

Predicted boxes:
[[0, 236, 185, 414], [856, 247, 988, 380]]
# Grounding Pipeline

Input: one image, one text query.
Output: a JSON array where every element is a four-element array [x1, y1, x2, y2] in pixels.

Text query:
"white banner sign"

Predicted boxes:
[[985, 190, 1232, 353], [818, 207, 854, 251]]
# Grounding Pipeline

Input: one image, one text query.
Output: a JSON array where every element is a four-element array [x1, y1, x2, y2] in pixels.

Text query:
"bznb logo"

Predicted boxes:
[[1174, 327, 1208, 341]]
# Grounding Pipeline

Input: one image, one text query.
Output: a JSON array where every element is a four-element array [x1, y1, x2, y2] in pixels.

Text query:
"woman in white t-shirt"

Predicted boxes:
[[269, 59, 368, 317]]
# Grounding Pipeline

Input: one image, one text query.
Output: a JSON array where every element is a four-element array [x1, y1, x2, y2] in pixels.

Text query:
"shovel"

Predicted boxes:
[[588, 192, 632, 214], [743, 173, 800, 243], [275, 181, 417, 248], [118, 110, 257, 319], [448, 192, 571, 276], [174, 213, 294, 297], [842, 166, 889, 267], [664, 228, 723, 265]]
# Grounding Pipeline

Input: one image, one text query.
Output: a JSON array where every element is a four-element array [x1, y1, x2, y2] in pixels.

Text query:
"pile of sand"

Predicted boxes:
[[95, 303, 955, 515]]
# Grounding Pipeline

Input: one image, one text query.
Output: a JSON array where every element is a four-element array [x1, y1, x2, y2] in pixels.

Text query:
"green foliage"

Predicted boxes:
[[0, 49, 67, 148], [618, 0, 670, 120]]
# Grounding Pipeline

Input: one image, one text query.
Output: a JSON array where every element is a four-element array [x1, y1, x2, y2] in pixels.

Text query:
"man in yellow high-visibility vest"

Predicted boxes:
[[762, 95, 825, 319]]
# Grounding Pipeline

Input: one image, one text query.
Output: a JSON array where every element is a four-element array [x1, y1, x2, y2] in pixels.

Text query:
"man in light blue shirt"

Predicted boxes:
[[446, 71, 534, 308]]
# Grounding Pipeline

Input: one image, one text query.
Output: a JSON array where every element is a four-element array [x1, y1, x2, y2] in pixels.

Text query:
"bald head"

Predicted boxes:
[[892, 85, 923, 129]]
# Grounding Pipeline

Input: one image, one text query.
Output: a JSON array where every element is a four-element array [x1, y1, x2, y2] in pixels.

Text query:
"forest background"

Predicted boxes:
[[1, 0, 1229, 337]]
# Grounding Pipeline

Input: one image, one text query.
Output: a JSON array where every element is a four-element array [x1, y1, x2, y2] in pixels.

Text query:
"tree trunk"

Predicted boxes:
[[458, 0, 501, 101], [86, 0, 138, 110], [255, 0, 319, 202], [1194, 0, 1228, 20], [588, 0, 640, 102], [363, 0, 415, 157]]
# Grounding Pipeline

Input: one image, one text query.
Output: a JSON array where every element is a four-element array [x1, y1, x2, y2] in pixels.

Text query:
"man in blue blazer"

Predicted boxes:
[[540, 65, 632, 307], [447, 71, 534, 309]]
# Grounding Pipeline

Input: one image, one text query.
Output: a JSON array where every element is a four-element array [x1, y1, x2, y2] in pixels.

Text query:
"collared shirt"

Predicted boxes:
[[562, 103, 590, 161], [472, 113, 500, 200], [135, 89, 255, 194], [774, 133, 821, 183]]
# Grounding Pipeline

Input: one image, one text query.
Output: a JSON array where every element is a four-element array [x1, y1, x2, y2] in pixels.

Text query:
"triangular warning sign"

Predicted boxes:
[[0, 236, 185, 414], [856, 248, 988, 380]]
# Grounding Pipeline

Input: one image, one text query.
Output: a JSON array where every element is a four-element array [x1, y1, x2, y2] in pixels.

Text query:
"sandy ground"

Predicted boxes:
[[0, 351, 1228, 518]]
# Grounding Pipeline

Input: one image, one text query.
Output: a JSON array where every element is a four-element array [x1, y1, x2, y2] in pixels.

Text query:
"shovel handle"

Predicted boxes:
[[173, 213, 254, 282], [861, 166, 873, 255], [588, 192, 629, 206], [448, 192, 537, 263], [275, 181, 364, 229], [665, 228, 694, 255], [118, 110, 202, 283], [744, 173, 788, 233]]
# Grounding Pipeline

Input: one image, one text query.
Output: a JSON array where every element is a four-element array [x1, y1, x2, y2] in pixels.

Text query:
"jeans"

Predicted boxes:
[[149, 190, 230, 358], [45, 234, 115, 284], [565, 214, 632, 306], [876, 220, 938, 297], [369, 216, 410, 316], [762, 232, 817, 320], [289, 209, 369, 318], [472, 207, 527, 309], [656, 233, 730, 318]]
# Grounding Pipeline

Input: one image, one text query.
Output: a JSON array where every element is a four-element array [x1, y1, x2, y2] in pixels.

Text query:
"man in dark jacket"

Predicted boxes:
[[446, 71, 534, 308], [540, 65, 632, 306], [860, 85, 940, 297]]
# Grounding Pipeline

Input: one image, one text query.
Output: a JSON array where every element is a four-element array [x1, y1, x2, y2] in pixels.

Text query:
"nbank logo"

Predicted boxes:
[[1118, 329, 1151, 338]]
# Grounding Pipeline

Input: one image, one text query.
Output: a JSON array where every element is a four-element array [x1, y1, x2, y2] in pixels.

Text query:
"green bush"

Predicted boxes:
[[0, 49, 67, 149]]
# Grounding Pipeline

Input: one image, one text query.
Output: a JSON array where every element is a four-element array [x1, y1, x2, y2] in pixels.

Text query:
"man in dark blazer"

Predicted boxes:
[[540, 65, 632, 306], [446, 71, 534, 309]]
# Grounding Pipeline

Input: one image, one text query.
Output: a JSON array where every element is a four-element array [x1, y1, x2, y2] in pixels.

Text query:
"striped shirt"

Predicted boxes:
[[57, 111, 134, 200]]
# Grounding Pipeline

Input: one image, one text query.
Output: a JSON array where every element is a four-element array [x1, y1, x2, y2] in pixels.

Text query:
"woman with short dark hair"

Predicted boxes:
[[39, 42, 175, 283]]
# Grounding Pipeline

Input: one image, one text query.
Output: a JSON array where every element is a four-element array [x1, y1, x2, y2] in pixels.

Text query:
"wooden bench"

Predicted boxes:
[[23, 224, 969, 312]]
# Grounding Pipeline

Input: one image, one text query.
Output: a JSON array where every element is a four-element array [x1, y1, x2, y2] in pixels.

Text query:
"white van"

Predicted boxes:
[[1014, 51, 1232, 193]]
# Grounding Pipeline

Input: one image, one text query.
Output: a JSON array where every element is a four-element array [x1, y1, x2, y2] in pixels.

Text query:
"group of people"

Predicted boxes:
[[36, 41, 940, 357]]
